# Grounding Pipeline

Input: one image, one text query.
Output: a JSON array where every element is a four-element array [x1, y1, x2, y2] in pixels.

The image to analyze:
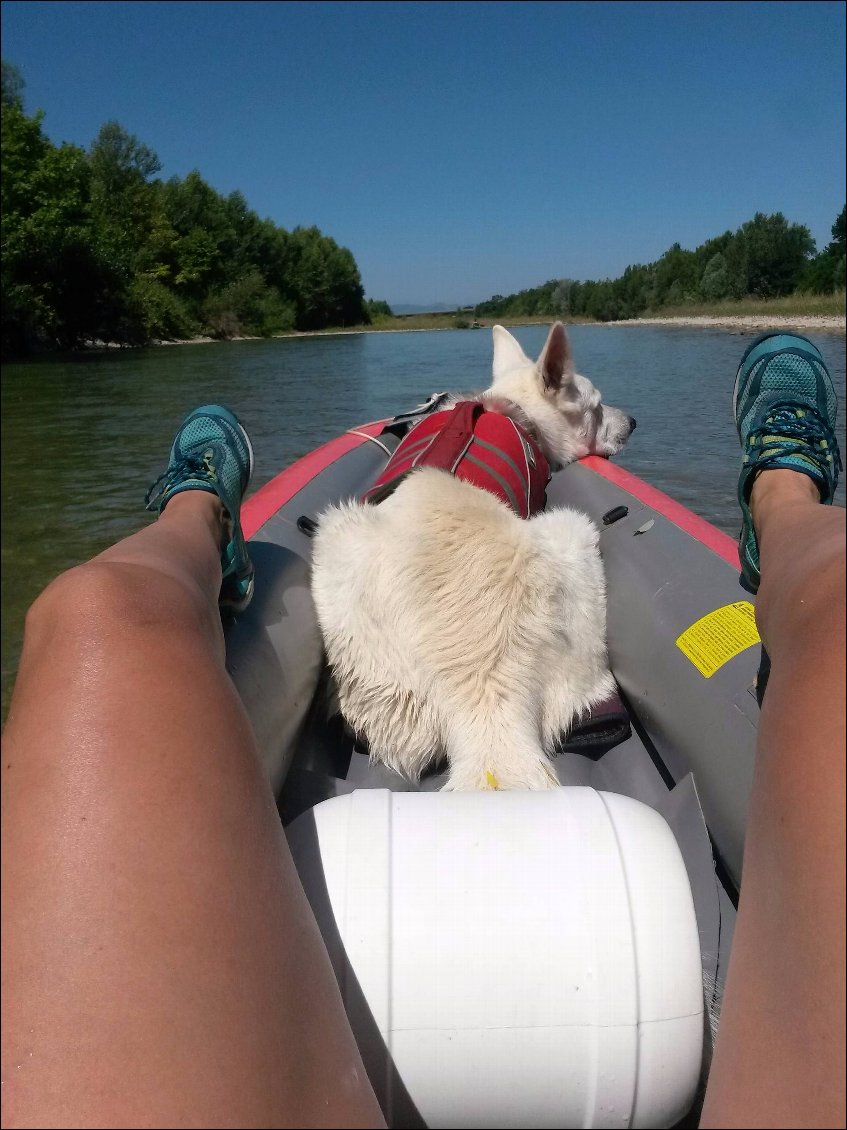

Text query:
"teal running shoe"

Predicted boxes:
[[145, 404, 255, 612], [733, 332, 841, 592]]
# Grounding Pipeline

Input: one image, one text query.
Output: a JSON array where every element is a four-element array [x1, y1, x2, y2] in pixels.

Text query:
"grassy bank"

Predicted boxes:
[[638, 292, 845, 320]]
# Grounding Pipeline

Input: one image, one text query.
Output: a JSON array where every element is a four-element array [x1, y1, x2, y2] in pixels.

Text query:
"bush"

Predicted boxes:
[[365, 298, 393, 321], [128, 275, 197, 341], [203, 270, 295, 338], [700, 253, 731, 301]]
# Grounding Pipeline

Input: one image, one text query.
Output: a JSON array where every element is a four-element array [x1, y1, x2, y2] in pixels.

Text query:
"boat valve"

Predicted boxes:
[[297, 515, 319, 537], [601, 505, 629, 526]]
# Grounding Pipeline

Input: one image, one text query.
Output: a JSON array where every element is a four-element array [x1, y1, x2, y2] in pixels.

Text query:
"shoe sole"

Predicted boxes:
[[220, 573, 255, 615], [237, 415, 256, 487], [220, 410, 254, 613]]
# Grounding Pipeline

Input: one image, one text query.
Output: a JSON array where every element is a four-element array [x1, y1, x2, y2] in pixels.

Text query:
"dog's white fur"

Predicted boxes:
[[311, 323, 633, 790]]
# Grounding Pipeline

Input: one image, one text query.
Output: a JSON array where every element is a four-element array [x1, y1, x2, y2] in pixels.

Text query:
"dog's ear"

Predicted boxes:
[[492, 324, 531, 382], [537, 322, 574, 391]]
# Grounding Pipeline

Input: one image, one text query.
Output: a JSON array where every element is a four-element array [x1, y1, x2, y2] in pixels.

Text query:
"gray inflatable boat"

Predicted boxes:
[[225, 407, 760, 1130]]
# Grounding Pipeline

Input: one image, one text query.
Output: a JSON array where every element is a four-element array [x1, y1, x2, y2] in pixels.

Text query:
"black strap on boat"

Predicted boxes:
[[382, 391, 450, 439], [754, 646, 771, 707], [364, 469, 415, 507], [555, 687, 632, 756]]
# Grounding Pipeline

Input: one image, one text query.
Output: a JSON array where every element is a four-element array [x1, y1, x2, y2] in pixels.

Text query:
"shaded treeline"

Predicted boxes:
[[475, 208, 846, 321], [1, 62, 376, 355]]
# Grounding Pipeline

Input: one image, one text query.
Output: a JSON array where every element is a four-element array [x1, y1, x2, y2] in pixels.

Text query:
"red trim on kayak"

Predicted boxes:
[[580, 456, 740, 567], [242, 424, 739, 569], [242, 422, 388, 539]]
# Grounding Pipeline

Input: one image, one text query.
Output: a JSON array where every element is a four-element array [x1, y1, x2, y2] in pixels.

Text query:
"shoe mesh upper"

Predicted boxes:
[[167, 412, 251, 520], [740, 352, 837, 438]]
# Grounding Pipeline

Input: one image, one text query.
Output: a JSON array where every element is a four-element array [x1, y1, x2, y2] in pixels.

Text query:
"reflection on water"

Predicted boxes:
[[2, 325, 844, 717]]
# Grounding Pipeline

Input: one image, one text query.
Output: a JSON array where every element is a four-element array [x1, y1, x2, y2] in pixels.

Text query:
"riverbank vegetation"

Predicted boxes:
[[474, 208, 845, 322], [1, 62, 374, 356], [281, 289, 845, 336]]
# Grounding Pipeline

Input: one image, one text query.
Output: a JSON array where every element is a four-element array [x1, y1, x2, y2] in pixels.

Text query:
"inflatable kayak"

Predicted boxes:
[[225, 402, 760, 1130]]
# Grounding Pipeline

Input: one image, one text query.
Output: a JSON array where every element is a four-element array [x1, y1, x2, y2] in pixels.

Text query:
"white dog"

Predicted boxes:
[[311, 322, 635, 790]]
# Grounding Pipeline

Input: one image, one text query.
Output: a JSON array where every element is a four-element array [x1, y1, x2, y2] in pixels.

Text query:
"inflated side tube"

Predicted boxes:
[[551, 460, 759, 889], [227, 437, 392, 794]]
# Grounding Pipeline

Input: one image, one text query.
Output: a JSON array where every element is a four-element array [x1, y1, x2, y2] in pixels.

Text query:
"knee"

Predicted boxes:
[[25, 560, 208, 649], [757, 541, 846, 650]]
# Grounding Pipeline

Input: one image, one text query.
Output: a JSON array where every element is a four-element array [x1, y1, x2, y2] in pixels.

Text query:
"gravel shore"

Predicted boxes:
[[603, 314, 845, 332]]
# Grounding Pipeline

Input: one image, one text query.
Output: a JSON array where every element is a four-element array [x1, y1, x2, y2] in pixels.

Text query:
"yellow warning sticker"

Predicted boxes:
[[676, 601, 760, 678]]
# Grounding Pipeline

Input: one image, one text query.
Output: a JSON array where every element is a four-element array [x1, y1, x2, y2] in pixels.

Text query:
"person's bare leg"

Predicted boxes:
[[1, 490, 384, 1129], [701, 470, 846, 1129]]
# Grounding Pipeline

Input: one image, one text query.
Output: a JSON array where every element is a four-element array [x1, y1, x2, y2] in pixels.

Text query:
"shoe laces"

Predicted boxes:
[[145, 449, 220, 512], [745, 400, 842, 476]]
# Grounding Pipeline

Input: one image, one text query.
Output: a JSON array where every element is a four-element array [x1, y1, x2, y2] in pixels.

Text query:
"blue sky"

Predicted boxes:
[[3, 0, 845, 307]]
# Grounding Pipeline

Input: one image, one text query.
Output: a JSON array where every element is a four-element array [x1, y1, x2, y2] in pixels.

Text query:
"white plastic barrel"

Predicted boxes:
[[288, 787, 704, 1129]]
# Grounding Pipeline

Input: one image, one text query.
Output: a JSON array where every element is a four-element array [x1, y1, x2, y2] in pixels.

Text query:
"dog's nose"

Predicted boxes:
[[627, 416, 637, 432]]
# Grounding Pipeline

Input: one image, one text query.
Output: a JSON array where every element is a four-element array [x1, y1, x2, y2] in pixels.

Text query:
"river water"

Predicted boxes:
[[2, 324, 845, 719]]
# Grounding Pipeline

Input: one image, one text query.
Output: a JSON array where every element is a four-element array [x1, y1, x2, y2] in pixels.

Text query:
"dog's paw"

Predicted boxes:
[[443, 755, 560, 791]]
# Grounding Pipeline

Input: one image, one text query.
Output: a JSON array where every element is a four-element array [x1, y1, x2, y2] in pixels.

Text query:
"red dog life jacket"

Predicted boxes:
[[362, 401, 550, 518]]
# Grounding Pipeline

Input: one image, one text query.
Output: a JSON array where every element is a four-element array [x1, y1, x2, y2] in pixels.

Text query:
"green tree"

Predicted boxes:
[[827, 205, 845, 258], [737, 212, 815, 297], [699, 253, 731, 301], [285, 226, 366, 330], [801, 205, 846, 294], [654, 243, 699, 305], [1, 60, 24, 108], [161, 171, 236, 295], [365, 298, 393, 320], [85, 123, 173, 341], [550, 280, 574, 316], [1, 99, 112, 351], [88, 122, 163, 257], [614, 264, 650, 318]]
